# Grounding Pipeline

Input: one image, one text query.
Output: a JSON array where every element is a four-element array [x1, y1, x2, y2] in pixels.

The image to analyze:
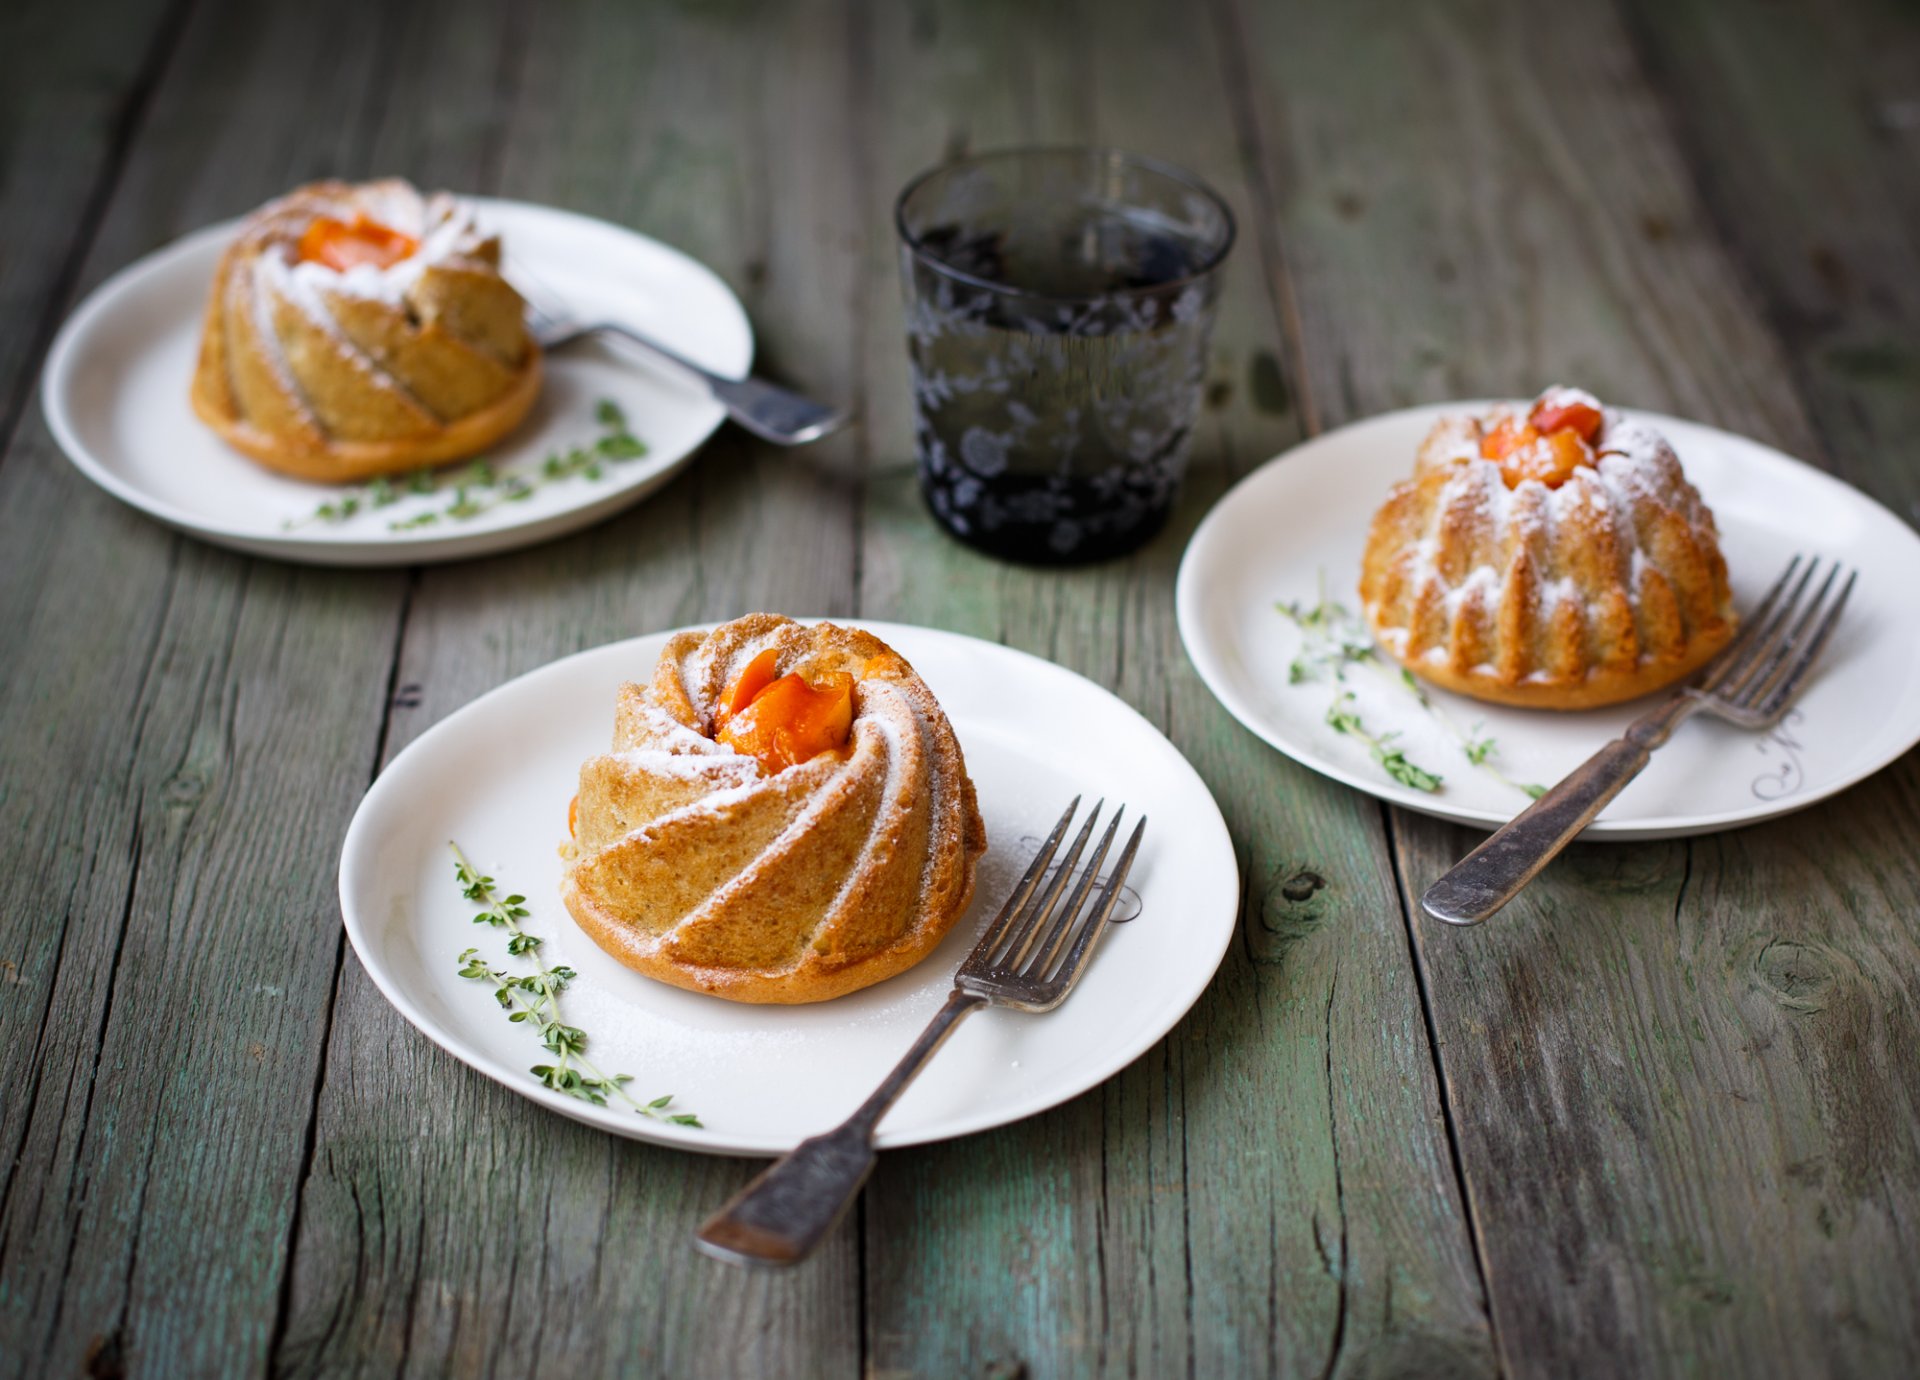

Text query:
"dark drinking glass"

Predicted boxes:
[[895, 147, 1234, 564]]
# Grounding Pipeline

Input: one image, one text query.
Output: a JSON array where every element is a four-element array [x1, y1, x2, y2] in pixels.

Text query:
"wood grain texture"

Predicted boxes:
[[0, 0, 182, 456], [1228, 0, 1920, 1372], [3, 0, 1916, 1375], [1622, 0, 1920, 522], [274, 2, 867, 1376], [854, 2, 1491, 1375], [0, 0, 431, 1374], [0, 5, 183, 1296]]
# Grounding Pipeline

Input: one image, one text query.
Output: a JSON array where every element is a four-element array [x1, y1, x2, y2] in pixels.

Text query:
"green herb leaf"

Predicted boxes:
[[1376, 748, 1443, 792], [291, 400, 650, 530], [597, 432, 646, 460], [447, 839, 697, 1126], [1280, 579, 1537, 800]]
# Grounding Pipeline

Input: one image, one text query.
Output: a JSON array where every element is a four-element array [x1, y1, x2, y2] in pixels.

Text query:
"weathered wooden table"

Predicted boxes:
[[4, 0, 1917, 1374]]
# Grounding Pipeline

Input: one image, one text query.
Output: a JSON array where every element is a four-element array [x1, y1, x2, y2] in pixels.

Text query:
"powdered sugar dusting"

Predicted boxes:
[[281, 182, 491, 305], [1442, 563, 1501, 620], [626, 703, 728, 755], [610, 747, 754, 781], [1363, 387, 1734, 695], [258, 252, 403, 394], [566, 617, 983, 997], [234, 264, 302, 407], [624, 775, 768, 840]]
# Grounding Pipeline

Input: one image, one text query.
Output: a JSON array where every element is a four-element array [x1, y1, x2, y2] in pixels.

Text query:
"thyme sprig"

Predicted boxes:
[[1388, 665, 1546, 799], [284, 399, 648, 532], [1326, 692, 1444, 791], [1277, 576, 1545, 798], [449, 841, 699, 1126]]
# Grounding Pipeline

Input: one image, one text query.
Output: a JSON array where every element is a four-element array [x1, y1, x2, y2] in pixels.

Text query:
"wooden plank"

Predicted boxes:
[[1621, 0, 1920, 1367], [1620, 0, 1920, 516], [1229, 0, 1920, 1372], [0, 0, 461, 1373], [0, 0, 181, 449], [0, 0, 180, 1223], [854, 2, 1493, 1375], [272, 1, 868, 1375]]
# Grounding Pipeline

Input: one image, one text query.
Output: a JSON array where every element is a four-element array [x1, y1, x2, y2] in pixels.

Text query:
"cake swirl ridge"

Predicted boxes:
[[562, 614, 988, 1004], [1360, 389, 1737, 709]]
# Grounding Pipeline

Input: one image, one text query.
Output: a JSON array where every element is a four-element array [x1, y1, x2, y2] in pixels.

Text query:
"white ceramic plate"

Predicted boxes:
[[1177, 404, 1920, 840], [41, 199, 752, 565], [339, 622, 1238, 1155]]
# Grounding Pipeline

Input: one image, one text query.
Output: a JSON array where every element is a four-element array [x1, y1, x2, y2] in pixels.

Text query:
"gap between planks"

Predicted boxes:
[[1207, 0, 1506, 1363], [263, 566, 418, 1371]]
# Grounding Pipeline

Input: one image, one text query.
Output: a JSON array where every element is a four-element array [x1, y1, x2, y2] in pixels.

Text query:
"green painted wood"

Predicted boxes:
[[0, 0, 458, 1374], [0, 0, 180, 1212], [1622, 0, 1920, 522], [1229, 0, 1920, 1372], [0, 0, 181, 455], [4, 0, 1917, 1375], [273, 1, 867, 1375], [853, 2, 1492, 1376]]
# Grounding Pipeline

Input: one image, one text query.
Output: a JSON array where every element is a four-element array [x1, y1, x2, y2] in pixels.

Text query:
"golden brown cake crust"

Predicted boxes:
[[189, 178, 541, 480], [1359, 393, 1737, 710], [190, 352, 540, 484], [561, 615, 989, 1005]]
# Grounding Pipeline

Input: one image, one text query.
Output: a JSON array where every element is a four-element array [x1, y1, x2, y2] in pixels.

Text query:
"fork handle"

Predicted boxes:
[[695, 989, 986, 1267], [580, 320, 729, 386], [580, 322, 844, 446], [1421, 695, 1698, 926]]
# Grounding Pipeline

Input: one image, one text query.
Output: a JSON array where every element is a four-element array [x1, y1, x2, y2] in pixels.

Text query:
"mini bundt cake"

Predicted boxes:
[[1360, 387, 1736, 710], [190, 178, 540, 482], [561, 615, 989, 1004]]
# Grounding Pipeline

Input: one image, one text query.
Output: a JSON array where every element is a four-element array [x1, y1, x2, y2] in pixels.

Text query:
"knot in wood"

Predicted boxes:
[[159, 771, 205, 806], [1752, 938, 1838, 1013], [1280, 869, 1326, 903], [1252, 864, 1332, 964]]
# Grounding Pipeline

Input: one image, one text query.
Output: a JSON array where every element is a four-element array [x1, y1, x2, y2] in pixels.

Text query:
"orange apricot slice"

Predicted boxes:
[[715, 648, 780, 732], [297, 214, 420, 272], [1479, 418, 1539, 462], [1530, 396, 1604, 443], [717, 670, 855, 773], [1500, 428, 1595, 489]]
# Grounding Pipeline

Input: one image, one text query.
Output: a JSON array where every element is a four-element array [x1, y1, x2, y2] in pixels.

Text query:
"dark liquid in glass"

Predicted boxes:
[[906, 220, 1213, 565]]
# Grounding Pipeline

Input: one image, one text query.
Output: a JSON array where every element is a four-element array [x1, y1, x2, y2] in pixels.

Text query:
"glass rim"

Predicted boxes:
[[893, 145, 1238, 305]]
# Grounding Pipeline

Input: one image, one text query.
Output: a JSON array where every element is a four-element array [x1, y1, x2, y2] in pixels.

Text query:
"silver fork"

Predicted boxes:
[[695, 797, 1146, 1268], [1422, 554, 1856, 926], [521, 294, 848, 447]]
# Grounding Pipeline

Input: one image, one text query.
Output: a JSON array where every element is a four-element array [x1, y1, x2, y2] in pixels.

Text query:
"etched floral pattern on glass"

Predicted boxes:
[[895, 149, 1234, 564]]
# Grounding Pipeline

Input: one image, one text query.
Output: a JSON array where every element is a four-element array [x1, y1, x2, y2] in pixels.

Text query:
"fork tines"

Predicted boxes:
[[1696, 553, 1857, 728], [959, 797, 1146, 1011]]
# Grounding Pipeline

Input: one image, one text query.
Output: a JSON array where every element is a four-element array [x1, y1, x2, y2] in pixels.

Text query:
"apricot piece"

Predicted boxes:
[[715, 648, 780, 732], [1500, 427, 1595, 489], [1530, 396, 1604, 443], [718, 670, 855, 773], [1479, 418, 1539, 462], [296, 214, 419, 272], [568, 795, 579, 839]]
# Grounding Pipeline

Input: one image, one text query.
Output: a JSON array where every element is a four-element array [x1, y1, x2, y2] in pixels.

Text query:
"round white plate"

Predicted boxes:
[[1177, 404, 1920, 840], [339, 622, 1238, 1155], [41, 198, 753, 565]]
